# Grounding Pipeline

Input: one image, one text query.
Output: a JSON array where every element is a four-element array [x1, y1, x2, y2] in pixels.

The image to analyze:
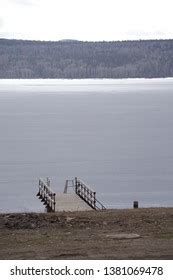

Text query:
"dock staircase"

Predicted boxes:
[[37, 177, 106, 212]]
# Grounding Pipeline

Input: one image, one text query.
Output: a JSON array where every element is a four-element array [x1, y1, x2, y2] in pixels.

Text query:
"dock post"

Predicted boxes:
[[46, 177, 50, 187], [53, 193, 56, 212], [75, 177, 78, 194], [93, 192, 96, 209], [64, 180, 68, 193]]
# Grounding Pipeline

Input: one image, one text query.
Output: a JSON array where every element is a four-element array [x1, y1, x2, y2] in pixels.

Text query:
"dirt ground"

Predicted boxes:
[[0, 208, 173, 259]]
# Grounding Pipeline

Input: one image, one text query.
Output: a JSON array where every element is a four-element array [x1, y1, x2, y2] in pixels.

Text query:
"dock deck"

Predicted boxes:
[[55, 193, 93, 211]]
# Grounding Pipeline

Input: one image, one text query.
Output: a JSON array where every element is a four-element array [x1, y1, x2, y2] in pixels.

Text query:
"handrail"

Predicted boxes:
[[75, 177, 106, 210], [63, 179, 74, 193], [37, 178, 56, 212]]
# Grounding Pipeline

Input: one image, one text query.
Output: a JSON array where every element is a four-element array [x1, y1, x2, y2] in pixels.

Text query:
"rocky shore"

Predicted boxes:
[[0, 208, 173, 259]]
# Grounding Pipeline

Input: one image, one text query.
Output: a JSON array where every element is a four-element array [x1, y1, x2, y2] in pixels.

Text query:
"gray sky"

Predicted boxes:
[[0, 0, 173, 41]]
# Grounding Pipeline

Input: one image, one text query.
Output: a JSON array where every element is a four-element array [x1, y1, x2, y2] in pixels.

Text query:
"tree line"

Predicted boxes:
[[0, 38, 173, 79]]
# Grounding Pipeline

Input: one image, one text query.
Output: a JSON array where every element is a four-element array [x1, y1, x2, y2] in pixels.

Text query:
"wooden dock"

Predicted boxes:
[[37, 177, 106, 212]]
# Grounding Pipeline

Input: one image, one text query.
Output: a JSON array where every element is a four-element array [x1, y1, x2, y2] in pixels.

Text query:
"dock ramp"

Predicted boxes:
[[37, 177, 106, 212]]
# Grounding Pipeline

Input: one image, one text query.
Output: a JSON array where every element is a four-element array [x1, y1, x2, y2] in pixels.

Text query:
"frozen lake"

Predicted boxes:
[[0, 78, 173, 212]]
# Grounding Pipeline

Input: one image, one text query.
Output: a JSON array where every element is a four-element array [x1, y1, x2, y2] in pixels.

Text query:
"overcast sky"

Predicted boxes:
[[0, 0, 173, 41]]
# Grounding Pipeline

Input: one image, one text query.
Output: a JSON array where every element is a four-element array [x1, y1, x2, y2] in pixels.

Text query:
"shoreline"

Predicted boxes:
[[0, 205, 172, 215]]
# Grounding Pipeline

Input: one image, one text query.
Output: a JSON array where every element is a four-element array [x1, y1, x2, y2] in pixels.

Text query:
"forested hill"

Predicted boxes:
[[0, 38, 173, 79]]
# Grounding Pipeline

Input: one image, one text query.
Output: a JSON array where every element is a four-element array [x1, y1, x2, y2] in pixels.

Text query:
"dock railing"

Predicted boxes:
[[37, 178, 56, 212], [75, 177, 106, 210]]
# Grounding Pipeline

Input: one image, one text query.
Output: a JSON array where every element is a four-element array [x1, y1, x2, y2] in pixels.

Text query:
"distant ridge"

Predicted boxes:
[[0, 38, 173, 79]]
